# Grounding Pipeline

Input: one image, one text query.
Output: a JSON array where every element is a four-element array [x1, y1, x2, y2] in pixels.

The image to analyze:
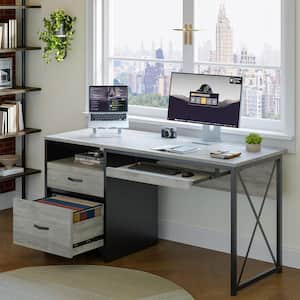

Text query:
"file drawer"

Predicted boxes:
[[106, 163, 211, 190], [13, 196, 104, 258], [47, 158, 104, 197]]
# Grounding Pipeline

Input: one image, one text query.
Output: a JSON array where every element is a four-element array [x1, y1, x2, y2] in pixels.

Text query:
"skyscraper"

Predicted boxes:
[[216, 1, 233, 63], [144, 48, 165, 94]]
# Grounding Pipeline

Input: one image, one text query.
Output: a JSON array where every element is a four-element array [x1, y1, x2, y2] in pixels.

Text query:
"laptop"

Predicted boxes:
[[88, 86, 129, 129]]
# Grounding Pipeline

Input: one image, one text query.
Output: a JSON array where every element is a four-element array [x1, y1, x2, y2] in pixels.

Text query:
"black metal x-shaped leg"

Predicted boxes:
[[230, 157, 283, 296]]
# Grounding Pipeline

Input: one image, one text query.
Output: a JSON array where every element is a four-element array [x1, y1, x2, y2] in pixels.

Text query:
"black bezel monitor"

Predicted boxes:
[[168, 72, 243, 128]]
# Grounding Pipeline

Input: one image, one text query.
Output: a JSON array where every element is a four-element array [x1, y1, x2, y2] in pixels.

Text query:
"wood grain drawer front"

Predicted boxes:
[[47, 160, 104, 197], [13, 199, 104, 258], [106, 164, 210, 190]]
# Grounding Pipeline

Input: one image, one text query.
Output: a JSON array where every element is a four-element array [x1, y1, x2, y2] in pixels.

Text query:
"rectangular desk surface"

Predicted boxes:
[[46, 129, 285, 169]]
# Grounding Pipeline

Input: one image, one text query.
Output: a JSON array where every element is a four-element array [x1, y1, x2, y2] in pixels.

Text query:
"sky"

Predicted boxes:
[[109, 0, 281, 59]]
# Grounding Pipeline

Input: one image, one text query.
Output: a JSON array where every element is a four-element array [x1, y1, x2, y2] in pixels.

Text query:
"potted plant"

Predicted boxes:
[[245, 133, 263, 152], [39, 9, 76, 63]]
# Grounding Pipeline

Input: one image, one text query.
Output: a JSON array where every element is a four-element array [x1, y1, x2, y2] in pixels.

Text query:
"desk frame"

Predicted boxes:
[[230, 156, 282, 295], [104, 148, 283, 296], [45, 138, 283, 297]]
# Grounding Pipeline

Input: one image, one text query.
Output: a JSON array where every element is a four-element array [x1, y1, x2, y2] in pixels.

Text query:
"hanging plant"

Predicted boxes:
[[39, 9, 76, 63]]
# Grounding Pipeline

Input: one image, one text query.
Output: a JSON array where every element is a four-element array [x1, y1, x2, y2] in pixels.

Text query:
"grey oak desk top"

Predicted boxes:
[[46, 129, 286, 169]]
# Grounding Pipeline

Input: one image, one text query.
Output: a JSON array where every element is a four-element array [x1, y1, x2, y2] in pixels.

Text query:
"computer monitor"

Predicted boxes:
[[88, 85, 129, 130], [168, 72, 243, 142]]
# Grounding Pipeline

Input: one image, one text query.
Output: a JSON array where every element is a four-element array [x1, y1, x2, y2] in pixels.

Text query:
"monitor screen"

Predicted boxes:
[[168, 73, 243, 128], [89, 86, 128, 113]]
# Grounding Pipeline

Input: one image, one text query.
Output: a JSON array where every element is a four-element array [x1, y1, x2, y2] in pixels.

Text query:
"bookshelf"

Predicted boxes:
[[0, 128, 41, 140], [0, 87, 41, 96], [0, 5, 41, 9], [0, 168, 41, 183], [0, 46, 41, 53], [0, 0, 41, 198]]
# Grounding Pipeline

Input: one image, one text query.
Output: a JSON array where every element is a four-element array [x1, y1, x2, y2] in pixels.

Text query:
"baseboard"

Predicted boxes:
[[158, 219, 300, 269]]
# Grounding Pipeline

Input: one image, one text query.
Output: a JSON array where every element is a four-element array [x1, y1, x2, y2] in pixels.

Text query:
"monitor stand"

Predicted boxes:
[[197, 125, 221, 145], [90, 127, 123, 138]]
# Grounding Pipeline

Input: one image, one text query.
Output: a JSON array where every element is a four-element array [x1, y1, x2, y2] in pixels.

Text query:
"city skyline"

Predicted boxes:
[[111, 0, 281, 66], [111, 1, 281, 121]]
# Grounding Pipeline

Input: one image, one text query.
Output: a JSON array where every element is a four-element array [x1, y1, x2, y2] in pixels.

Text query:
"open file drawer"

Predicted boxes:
[[13, 195, 104, 258], [106, 163, 211, 189]]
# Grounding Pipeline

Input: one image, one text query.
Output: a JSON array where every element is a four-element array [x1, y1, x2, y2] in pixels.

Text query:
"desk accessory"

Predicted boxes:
[[0, 154, 19, 169], [86, 85, 129, 136], [181, 171, 194, 178], [153, 144, 200, 154], [0, 58, 12, 89], [161, 127, 177, 139], [210, 151, 241, 160], [245, 133, 262, 152]]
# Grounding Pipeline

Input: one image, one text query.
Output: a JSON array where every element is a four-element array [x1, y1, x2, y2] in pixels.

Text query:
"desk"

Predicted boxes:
[[45, 128, 285, 296]]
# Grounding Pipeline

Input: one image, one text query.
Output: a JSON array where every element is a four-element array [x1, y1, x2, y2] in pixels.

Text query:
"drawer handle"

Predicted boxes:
[[34, 224, 49, 231], [67, 177, 83, 183]]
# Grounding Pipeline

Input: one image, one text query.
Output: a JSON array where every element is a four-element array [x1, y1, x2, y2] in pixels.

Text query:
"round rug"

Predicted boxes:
[[0, 265, 194, 300]]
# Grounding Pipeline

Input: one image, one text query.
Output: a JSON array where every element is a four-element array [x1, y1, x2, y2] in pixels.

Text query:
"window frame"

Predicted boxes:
[[88, 0, 295, 139]]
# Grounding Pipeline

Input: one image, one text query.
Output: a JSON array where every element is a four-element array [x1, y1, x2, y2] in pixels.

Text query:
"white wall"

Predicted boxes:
[[25, 0, 87, 199], [6, 0, 300, 268], [1, 0, 86, 208]]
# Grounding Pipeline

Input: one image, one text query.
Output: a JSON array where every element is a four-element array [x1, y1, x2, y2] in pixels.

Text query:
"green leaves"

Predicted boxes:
[[245, 133, 263, 145], [39, 9, 76, 63]]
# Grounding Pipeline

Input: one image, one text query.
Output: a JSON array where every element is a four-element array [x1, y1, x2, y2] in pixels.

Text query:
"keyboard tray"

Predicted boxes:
[[106, 163, 211, 189]]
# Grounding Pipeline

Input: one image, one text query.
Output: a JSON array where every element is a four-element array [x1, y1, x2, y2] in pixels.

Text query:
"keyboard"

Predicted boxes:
[[91, 113, 127, 121], [129, 162, 181, 176]]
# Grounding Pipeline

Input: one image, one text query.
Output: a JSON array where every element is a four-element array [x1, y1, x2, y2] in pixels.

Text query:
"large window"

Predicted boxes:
[[99, 0, 183, 110], [91, 0, 295, 136]]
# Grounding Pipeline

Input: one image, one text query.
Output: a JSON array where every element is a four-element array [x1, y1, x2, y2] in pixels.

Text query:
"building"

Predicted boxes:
[[216, 2, 233, 64], [144, 48, 165, 94], [240, 48, 256, 65]]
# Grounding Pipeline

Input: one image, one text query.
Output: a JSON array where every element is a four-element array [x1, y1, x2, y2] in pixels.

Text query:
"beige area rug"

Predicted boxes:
[[0, 265, 194, 300]]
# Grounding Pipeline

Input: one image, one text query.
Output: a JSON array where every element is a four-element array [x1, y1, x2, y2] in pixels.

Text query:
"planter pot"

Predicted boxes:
[[246, 143, 261, 153], [55, 24, 66, 38]]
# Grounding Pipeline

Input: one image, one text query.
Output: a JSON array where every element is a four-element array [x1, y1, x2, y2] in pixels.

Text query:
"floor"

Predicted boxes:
[[1, 209, 300, 300]]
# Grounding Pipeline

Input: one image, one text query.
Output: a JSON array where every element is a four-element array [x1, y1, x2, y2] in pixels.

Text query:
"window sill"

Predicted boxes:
[[129, 115, 296, 153]]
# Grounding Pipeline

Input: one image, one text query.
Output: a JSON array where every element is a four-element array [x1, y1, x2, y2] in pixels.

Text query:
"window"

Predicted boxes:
[[98, 0, 183, 110], [91, 0, 295, 137]]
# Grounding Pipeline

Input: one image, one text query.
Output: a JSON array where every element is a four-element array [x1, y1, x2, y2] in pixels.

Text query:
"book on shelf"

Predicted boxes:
[[14, 20, 17, 48], [0, 19, 17, 49], [0, 101, 24, 135], [0, 22, 8, 49], [74, 151, 104, 166], [8, 20, 12, 48], [0, 167, 24, 177], [0, 26, 3, 48]]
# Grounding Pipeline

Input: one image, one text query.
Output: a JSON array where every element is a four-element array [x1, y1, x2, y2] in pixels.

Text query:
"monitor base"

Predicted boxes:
[[199, 125, 222, 144]]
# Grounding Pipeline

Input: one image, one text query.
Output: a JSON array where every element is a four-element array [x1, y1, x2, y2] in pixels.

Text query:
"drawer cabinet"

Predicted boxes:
[[13, 196, 104, 258], [47, 158, 104, 197]]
